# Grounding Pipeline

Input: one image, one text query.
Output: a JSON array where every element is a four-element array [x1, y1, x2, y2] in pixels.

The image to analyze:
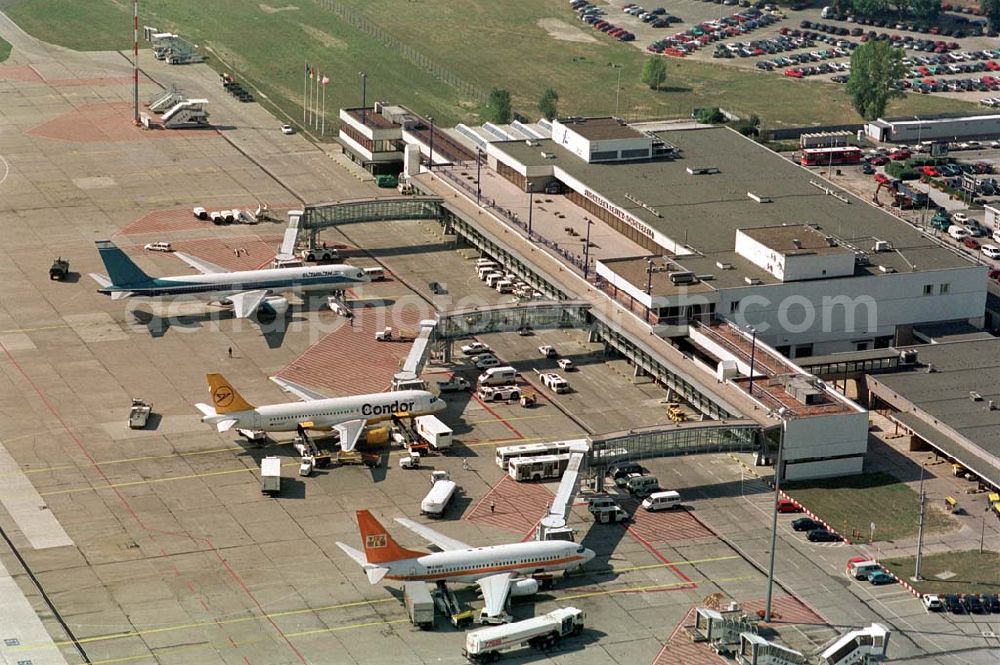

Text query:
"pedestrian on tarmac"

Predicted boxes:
[[490, 500, 495, 515]]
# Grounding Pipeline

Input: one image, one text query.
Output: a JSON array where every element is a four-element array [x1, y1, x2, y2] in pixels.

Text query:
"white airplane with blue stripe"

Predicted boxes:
[[89, 240, 367, 319]]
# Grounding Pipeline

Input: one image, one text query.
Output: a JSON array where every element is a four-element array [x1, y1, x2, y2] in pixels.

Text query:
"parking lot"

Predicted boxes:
[[567, 0, 1000, 104]]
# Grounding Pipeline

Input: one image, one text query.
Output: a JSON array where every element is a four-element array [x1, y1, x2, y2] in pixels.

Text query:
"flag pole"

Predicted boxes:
[[321, 78, 325, 135], [303, 60, 307, 125]]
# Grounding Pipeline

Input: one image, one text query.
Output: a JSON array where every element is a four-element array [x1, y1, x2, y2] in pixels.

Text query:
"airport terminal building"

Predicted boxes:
[[484, 120, 987, 359]]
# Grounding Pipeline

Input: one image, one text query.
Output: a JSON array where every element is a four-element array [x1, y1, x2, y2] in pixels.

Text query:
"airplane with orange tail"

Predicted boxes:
[[337, 510, 594, 621]]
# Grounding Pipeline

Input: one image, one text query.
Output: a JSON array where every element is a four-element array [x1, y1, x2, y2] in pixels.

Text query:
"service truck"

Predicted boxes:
[[538, 372, 570, 394], [463, 607, 585, 662], [421, 470, 457, 517], [415, 415, 453, 451], [437, 376, 470, 393], [260, 456, 282, 496], [404, 581, 435, 630], [128, 398, 152, 429]]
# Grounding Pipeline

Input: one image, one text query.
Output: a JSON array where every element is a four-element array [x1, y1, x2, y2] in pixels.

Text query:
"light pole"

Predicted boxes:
[[583, 218, 593, 280], [476, 148, 482, 206], [360, 72, 368, 124], [527, 183, 534, 235], [914, 467, 926, 581], [764, 414, 788, 623], [747, 326, 758, 397], [645, 258, 653, 295], [427, 115, 435, 172], [611, 64, 623, 117]]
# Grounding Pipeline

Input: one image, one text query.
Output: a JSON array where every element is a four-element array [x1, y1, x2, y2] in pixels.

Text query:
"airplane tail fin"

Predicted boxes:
[[356, 510, 425, 565], [206, 374, 255, 414], [94, 240, 154, 288], [336, 542, 390, 584]]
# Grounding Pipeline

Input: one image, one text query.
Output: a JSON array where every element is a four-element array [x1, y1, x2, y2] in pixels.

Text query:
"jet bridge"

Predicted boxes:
[[392, 320, 438, 391], [534, 440, 590, 541]]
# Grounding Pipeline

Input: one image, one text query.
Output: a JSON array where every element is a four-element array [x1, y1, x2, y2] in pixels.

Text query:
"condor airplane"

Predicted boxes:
[[195, 374, 445, 452], [90, 240, 367, 319], [337, 510, 594, 619]]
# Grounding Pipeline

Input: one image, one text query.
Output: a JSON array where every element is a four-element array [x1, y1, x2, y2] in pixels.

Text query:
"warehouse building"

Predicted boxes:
[[865, 113, 1000, 143]]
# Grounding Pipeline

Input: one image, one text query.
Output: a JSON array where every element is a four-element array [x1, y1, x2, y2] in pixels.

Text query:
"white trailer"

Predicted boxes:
[[464, 607, 585, 662], [415, 415, 452, 450], [260, 456, 282, 496], [421, 470, 457, 517]]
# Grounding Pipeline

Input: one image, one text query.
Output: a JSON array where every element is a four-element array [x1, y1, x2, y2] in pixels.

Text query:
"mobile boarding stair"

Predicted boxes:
[[160, 99, 210, 128], [733, 622, 889, 665], [148, 86, 185, 114], [690, 606, 759, 657]]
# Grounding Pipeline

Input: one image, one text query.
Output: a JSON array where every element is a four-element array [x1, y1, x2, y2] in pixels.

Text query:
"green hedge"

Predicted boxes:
[[904, 156, 954, 168], [885, 161, 920, 180]]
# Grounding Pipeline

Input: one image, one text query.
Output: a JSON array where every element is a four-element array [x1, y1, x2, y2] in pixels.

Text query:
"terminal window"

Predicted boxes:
[[923, 284, 933, 295], [939, 283, 950, 294]]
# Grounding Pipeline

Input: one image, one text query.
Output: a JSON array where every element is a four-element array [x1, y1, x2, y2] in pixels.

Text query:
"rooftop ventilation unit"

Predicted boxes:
[[744, 276, 762, 285], [791, 238, 803, 249], [669, 271, 696, 285], [686, 167, 720, 175], [855, 252, 870, 266], [525, 139, 539, 147], [878, 265, 896, 274], [716, 261, 734, 270], [898, 349, 918, 365], [696, 274, 715, 281], [825, 236, 838, 247], [747, 192, 772, 203], [873, 239, 893, 253], [970, 391, 983, 401], [540, 151, 556, 159]]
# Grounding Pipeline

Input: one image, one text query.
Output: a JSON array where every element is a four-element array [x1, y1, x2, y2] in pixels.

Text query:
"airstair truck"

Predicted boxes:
[[464, 607, 585, 662]]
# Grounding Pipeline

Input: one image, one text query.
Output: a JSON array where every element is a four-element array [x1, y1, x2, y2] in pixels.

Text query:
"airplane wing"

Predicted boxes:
[[394, 518, 470, 551], [227, 290, 270, 319], [174, 252, 229, 275], [334, 419, 365, 452], [269, 376, 328, 402], [477, 573, 513, 619]]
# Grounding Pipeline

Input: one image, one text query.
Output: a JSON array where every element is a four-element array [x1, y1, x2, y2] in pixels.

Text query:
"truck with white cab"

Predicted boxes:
[[437, 376, 470, 392], [421, 470, 457, 517], [463, 607, 585, 662]]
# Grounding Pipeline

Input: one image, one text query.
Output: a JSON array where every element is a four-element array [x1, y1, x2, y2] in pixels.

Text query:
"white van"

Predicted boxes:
[[820, 5, 833, 18], [486, 273, 504, 289], [495, 280, 514, 293], [992, 229, 1000, 244], [626, 475, 660, 497], [479, 267, 499, 280], [478, 366, 517, 386], [587, 496, 619, 513], [846, 560, 881, 580], [363, 266, 386, 281], [475, 258, 497, 269], [642, 490, 682, 511]]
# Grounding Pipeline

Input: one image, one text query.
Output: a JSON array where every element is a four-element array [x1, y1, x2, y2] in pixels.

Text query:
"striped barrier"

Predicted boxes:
[[772, 486, 854, 545]]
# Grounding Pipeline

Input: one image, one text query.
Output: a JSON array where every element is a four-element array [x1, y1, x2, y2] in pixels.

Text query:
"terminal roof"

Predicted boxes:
[[494, 127, 971, 276]]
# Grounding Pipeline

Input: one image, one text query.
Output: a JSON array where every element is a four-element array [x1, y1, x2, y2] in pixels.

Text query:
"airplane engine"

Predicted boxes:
[[509, 578, 539, 597], [260, 295, 289, 318]]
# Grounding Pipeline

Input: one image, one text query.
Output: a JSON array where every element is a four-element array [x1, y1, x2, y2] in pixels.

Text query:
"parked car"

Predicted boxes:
[[461, 342, 491, 356], [867, 570, 895, 585], [953, 212, 970, 223], [966, 594, 987, 614], [807, 528, 842, 542], [474, 355, 502, 370], [776, 498, 802, 513], [538, 345, 558, 358], [946, 594, 966, 614], [982, 244, 1000, 259], [922, 594, 944, 612], [280, 124, 295, 135], [792, 517, 822, 531], [143, 241, 173, 252]]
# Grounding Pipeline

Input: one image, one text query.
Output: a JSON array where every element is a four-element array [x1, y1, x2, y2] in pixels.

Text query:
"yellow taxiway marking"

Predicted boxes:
[[611, 554, 739, 575], [557, 575, 757, 602], [40, 557, 739, 653]]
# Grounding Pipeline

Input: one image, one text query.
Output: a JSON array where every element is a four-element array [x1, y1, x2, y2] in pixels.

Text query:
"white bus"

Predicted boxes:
[[508, 453, 571, 482], [495, 441, 574, 470]]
